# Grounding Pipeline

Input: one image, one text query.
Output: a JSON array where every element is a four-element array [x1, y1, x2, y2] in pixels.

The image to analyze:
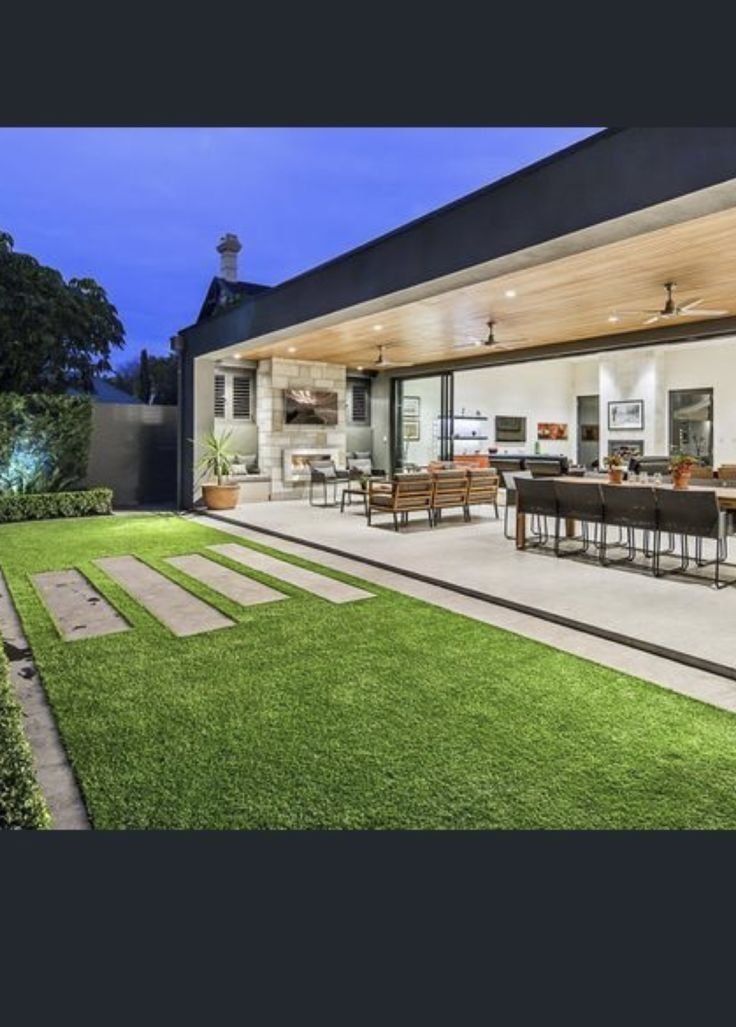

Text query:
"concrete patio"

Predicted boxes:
[[205, 495, 736, 680]]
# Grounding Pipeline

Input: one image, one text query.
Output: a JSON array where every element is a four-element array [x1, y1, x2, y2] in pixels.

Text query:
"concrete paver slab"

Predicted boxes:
[[95, 556, 233, 636], [34, 568, 129, 640]]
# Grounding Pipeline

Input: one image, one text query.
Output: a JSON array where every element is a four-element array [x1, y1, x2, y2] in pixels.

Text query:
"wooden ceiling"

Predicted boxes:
[[240, 205, 736, 368]]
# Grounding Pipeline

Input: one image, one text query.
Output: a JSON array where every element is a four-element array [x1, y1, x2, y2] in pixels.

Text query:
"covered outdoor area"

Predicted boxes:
[[208, 493, 736, 682], [175, 128, 736, 686]]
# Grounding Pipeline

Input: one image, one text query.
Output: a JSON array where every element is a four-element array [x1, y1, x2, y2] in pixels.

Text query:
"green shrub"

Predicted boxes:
[[0, 487, 113, 523], [0, 393, 93, 493], [0, 646, 49, 829]]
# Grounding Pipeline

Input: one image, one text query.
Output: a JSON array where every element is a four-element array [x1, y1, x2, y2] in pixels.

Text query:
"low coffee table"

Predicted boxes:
[[340, 475, 388, 515]]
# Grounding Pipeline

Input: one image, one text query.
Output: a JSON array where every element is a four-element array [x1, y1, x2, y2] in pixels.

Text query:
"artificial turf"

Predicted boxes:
[[3, 512, 736, 829]]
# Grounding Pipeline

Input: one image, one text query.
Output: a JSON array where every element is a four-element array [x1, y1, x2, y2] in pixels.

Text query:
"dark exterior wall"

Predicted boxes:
[[86, 403, 178, 507], [181, 128, 736, 358], [179, 347, 195, 508]]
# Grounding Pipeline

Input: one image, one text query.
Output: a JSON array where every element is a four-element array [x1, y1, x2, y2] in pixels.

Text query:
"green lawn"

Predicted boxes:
[[4, 512, 736, 829]]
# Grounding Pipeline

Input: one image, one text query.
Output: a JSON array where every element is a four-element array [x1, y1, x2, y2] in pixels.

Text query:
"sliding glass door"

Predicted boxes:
[[391, 372, 453, 471]]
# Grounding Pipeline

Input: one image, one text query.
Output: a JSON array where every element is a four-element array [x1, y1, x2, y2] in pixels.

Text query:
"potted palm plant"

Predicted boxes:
[[197, 429, 240, 510], [603, 453, 626, 484], [670, 452, 698, 490]]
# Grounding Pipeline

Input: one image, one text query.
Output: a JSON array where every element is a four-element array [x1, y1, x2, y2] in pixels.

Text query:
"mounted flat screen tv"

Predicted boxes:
[[495, 415, 527, 443], [284, 388, 338, 425]]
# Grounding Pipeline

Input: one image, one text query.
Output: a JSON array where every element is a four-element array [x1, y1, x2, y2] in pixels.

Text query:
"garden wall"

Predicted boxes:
[[85, 403, 177, 506]]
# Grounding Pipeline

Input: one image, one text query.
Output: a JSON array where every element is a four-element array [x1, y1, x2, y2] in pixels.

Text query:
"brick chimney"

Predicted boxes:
[[216, 233, 242, 282]]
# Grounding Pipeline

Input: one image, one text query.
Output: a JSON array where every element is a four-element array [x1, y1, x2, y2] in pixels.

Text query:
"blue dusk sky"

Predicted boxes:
[[0, 127, 599, 365]]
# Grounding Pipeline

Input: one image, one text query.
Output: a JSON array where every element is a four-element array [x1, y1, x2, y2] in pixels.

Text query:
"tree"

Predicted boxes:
[[108, 350, 178, 405], [0, 231, 124, 394], [139, 348, 152, 404]]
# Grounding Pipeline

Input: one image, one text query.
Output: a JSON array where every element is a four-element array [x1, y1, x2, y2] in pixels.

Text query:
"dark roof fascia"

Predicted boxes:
[[181, 128, 736, 358]]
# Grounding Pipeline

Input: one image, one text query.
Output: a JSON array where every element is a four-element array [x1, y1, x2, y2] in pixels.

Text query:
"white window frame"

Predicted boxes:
[[214, 369, 254, 422]]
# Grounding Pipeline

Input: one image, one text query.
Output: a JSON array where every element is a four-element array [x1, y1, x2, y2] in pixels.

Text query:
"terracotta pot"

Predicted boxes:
[[672, 469, 692, 490], [607, 467, 624, 484], [202, 483, 240, 510]]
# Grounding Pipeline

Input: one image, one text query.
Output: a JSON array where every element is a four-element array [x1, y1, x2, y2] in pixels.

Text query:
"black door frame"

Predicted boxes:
[[390, 370, 454, 472]]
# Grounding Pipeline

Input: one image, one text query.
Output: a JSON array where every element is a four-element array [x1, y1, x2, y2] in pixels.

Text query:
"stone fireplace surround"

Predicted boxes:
[[256, 357, 347, 499]]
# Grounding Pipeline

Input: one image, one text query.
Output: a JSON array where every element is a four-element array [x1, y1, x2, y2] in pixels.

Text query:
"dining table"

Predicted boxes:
[[515, 475, 736, 549]]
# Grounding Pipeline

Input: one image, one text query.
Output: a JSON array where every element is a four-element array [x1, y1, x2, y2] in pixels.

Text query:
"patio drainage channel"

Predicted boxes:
[[204, 511, 736, 685]]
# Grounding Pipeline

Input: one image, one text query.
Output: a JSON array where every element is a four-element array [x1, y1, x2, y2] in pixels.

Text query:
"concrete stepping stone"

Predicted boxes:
[[95, 556, 234, 636], [34, 569, 130, 641], [208, 543, 374, 604], [166, 554, 287, 608]]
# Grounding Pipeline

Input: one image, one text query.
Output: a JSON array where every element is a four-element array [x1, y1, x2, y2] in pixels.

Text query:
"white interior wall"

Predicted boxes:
[[454, 361, 576, 457], [449, 334, 736, 467]]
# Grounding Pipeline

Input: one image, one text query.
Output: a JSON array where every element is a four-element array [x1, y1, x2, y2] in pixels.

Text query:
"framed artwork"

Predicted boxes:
[[581, 425, 600, 442], [537, 422, 568, 441], [403, 418, 420, 441], [608, 399, 644, 431], [402, 396, 421, 418], [495, 415, 526, 443]]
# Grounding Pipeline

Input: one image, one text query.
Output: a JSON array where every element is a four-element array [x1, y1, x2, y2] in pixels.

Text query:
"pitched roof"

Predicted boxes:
[[197, 276, 271, 322]]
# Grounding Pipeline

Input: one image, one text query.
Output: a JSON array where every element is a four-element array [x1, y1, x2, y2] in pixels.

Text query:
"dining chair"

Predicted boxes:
[[654, 488, 731, 588], [553, 481, 605, 559], [514, 476, 559, 548], [600, 484, 658, 571]]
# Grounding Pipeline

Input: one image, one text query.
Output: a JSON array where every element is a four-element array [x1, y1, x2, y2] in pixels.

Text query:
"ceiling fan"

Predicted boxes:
[[613, 281, 729, 326], [363, 343, 414, 369], [453, 320, 527, 350]]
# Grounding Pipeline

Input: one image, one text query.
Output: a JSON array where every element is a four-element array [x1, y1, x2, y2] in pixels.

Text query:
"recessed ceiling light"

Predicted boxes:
[[504, 289, 516, 299], [373, 324, 383, 332], [474, 340, 482, 347], [608, 315, 620, 323], [287, 346, 297, 354], [356, 365, 363, 371], [232, 352, 242, 359]]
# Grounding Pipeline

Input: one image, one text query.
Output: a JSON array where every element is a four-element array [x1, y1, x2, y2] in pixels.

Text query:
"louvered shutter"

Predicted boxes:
[[350, 380, 370, 424], [232, 375, 252, 419], [214, 374, 226, 418]]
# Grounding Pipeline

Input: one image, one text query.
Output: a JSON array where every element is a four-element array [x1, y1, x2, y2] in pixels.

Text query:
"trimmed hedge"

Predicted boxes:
[[0, 646, 49, 829], [0, 487, 113, 523]]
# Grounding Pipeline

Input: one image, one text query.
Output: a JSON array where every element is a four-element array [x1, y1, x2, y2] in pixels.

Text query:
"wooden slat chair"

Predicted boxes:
[[367, 473, 433, 530], [464, 468, 500, 521], [430, 469, 469, 524]]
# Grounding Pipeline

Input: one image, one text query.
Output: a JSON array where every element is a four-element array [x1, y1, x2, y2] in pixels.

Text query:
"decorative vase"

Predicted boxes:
[[608, 467, 624, 484], [672, 469, 691, 490]]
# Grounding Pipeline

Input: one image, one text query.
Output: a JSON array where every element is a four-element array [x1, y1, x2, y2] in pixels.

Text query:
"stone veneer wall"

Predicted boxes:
[[256, 357, 347, 499]]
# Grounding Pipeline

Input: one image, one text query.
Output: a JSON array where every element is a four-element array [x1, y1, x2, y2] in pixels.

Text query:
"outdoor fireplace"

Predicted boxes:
[[282, 447, 342, 483]]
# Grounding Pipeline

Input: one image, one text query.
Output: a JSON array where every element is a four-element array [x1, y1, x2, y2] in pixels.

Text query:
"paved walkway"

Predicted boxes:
[[0, 571, 89, 829], [196, 512, 736, 714]]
